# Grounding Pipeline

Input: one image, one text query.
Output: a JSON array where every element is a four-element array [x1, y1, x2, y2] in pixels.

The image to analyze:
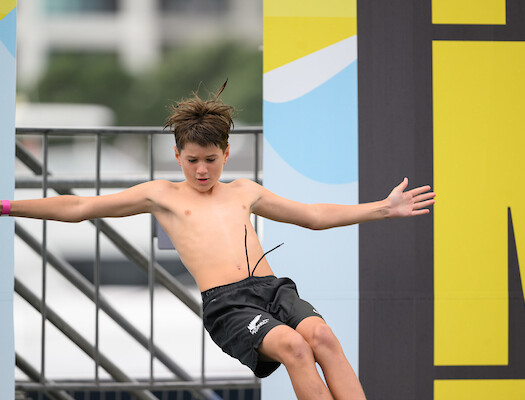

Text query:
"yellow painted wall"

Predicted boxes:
[[0, 0, 16, 19], [433, 41, 525, 366], [263, 0, 356, 72], [435, 379, 525, 400], [432, 0, 506, 25]]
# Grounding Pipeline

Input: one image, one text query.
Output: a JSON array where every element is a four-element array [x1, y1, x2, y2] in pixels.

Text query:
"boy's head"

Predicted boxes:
[[164, 81, 234, 153]]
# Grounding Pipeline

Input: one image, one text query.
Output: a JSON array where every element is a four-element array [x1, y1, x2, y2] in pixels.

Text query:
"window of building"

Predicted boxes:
[[160, 0, 229, 14], [45, 0, 118, 14]]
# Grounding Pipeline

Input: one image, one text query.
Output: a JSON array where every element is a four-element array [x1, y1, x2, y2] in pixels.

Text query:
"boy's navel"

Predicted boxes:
[[184, 209, 192, 216]]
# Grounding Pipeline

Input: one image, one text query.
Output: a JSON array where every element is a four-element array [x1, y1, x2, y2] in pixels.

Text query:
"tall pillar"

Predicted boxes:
[[119, 0, 160, 74], [262, 1, 358, 398], [0, 1, 17, 399]]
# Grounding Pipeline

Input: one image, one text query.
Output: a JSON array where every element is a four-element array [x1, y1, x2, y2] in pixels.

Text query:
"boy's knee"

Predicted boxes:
[[310, 324, 340, 353], [280, 331, 313, 365]]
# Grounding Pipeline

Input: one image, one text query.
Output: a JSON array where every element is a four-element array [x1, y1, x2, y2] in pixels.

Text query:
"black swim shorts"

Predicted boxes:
[[201, 275, 323, 378]]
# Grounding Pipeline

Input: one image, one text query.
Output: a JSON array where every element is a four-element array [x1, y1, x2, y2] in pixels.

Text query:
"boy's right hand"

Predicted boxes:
[[385, 178, 435, 219]]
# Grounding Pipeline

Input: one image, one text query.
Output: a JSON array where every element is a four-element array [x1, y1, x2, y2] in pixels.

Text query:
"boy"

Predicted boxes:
[[2, 84, 435, 400]]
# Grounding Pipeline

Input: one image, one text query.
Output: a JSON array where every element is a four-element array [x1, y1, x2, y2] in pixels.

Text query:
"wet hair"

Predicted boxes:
[[164, 80, 234, 152]]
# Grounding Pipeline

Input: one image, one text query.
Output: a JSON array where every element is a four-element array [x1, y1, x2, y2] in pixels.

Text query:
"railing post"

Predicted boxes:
[[148, 132, 155, 385], [201, 321, 206, 385], [254, 132, 259, 234], [40, 132, 49, 399], [95, 133, 102, 384]]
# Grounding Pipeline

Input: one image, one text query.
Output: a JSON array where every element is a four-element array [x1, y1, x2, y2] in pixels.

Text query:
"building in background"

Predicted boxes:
[[17, 0, 262, 87]]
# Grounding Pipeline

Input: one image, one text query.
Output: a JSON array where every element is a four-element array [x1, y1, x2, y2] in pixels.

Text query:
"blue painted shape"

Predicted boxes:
[[0, 8, 16, 57], [264, 62, 358, 184], [262, 138, 359, 297], [261, 139, 360, 399]]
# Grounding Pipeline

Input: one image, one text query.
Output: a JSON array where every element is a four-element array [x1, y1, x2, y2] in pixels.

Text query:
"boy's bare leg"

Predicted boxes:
[[258, 325, 333, 400], [296, 317, 366, 400]]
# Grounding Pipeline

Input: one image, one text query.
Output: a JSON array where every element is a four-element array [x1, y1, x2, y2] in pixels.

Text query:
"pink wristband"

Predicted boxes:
[[1, 200, 11, 216]]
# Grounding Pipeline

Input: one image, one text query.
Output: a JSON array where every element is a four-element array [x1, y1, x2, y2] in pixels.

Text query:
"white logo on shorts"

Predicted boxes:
[[247, 314, 269, 335]]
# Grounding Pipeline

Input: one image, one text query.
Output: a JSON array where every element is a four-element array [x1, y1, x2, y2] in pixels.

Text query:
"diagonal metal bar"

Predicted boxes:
[[15, 353, 75, 400], [14, 278, 158, 400], [15, 223, 220, 400], [15, 141, 200, 316], [16, 141, 45, 175]]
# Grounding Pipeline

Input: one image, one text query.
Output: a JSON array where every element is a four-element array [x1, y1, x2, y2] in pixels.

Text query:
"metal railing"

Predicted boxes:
[[14, 126, 263, 400]]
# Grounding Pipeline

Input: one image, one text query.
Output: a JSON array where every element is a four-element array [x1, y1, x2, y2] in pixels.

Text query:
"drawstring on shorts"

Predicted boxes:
[[244, 224, 283, 277]]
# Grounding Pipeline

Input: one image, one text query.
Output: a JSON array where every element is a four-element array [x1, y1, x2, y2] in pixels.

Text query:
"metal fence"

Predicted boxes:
[[13, 126, 263, 400]]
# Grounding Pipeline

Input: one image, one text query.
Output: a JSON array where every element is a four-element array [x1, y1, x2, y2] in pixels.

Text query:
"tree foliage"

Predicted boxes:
[[29, 42, 262, 126]]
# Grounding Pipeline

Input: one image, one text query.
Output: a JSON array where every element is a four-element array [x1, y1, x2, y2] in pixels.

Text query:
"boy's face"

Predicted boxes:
[[175, 142, 230, 192]]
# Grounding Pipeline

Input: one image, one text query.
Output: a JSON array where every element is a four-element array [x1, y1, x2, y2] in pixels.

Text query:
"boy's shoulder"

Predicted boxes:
[[147, 179, 179, 191], [227, 178, 263, 194], [142, 179, 181, 199], [229, 178, 259, 188], [220, 179, 264, 204]]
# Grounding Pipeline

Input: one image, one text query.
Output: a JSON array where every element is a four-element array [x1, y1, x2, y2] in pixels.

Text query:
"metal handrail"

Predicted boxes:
[[14, 126, 263, 399], [16, 126, 262, 136], [17, 379, 261, 392], [15, 175, 258, 189]]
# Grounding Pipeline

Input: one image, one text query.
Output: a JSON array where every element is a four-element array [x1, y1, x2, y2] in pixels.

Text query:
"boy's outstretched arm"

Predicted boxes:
[[2, 180, 167, 222], [250, 177, 435, 230]]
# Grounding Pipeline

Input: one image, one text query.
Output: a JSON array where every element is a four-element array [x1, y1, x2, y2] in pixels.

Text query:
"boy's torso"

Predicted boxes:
[[151, 179, 274, 291]]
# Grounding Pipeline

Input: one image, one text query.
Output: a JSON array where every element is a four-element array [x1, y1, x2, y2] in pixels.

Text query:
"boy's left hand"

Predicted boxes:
[[386, 178, 435, 218]]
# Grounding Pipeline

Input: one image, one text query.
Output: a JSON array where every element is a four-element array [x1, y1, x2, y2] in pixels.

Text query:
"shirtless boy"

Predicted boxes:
[[1, 84, 435, 400]]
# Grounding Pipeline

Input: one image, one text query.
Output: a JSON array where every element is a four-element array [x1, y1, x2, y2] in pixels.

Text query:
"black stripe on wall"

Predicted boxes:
[[358, 1, 525, 399], [357, 1, 434, 399]]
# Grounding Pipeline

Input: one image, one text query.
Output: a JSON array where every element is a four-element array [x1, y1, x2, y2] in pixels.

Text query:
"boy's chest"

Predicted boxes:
[[168, 191, 253, 224]]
